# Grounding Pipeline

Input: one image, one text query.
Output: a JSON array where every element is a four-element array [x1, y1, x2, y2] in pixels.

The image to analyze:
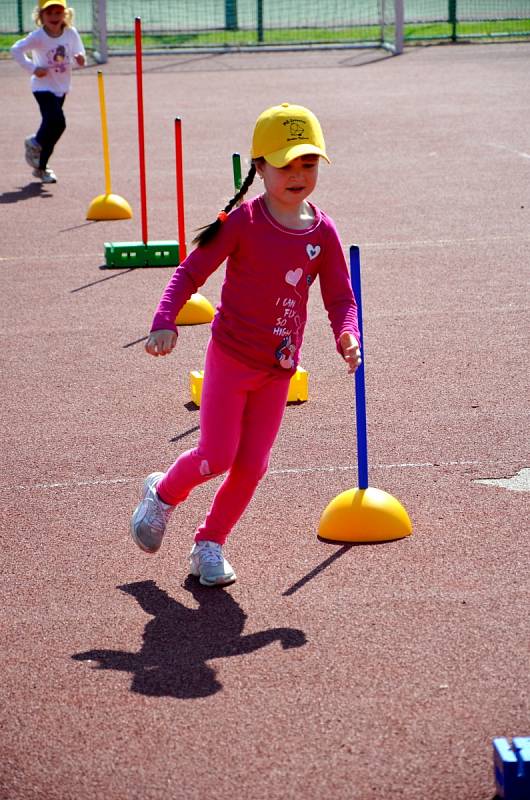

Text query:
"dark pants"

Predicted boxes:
[[33, 91, 66, 170]]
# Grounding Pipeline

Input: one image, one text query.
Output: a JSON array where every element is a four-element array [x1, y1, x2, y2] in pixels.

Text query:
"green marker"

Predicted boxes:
[[232, 152, 242, 192]]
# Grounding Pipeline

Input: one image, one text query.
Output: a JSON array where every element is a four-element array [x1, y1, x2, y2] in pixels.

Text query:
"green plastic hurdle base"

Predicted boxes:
[[104, 241, 180, 268]]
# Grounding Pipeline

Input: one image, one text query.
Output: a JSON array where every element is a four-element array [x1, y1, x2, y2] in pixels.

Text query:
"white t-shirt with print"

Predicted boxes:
[[11, 26, 85, 97]]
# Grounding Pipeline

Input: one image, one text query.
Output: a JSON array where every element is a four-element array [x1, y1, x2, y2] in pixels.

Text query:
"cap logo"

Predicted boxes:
[[283, 118, 309, 143]]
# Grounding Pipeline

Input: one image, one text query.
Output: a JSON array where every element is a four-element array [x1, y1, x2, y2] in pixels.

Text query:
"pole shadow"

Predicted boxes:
[[282, 544, 352, 596], [122, 334, 148, 348], [283, 538, 402, 596], [170, 424, 200, 443], [59, 221, 99, 232], [70, 268, 135, 293], [72, 578, 306, 698], [338, 51, 397, 68]]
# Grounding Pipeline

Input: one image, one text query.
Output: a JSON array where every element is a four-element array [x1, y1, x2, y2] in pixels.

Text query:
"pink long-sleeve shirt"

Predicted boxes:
[[151, 194, 360, 376]]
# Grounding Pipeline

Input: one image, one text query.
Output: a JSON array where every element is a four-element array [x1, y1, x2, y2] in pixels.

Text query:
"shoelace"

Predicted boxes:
[[148, 496, 173, 532], [198, 543, 223, 565]]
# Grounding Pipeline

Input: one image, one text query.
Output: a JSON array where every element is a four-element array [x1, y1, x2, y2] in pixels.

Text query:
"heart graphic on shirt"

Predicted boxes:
[[285, 268, 303, 287], [306, 244, 320, 260]]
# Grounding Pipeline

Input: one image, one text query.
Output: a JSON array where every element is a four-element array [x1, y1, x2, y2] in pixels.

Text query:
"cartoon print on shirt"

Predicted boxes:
[[54, 45, 66, 63], [46, 44, 69, 72], [275, 335, 296, 370], [273, 242, 321, 369]]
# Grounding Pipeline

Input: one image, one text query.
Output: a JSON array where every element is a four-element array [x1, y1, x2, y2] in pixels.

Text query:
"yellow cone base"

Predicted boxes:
[[318, 486, 412, 543], [286, 367, 308, 403], [176, 293, 215, 326], [189, 365, 308, 407], [86, 193, 133, 221]]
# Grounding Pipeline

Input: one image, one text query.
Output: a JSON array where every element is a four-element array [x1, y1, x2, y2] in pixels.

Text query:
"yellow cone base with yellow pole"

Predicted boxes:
[[87, 193, 132, 221], [318, 487, 412, 543], [176, 293, 215, 326], [87, 71, 132, 222]]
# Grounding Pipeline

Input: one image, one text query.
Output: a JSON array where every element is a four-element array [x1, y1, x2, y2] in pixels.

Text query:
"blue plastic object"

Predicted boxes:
[[317, 245, 413, 544], [493, 736, 530, 799], [349, 245, 368, 490]]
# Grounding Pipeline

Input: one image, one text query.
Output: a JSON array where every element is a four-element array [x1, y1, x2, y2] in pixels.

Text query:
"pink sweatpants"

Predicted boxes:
[[156, 339, 291, 545]]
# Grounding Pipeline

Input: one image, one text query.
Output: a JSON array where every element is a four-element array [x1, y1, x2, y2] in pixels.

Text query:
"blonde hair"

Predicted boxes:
[[33, 6, 75, 28]]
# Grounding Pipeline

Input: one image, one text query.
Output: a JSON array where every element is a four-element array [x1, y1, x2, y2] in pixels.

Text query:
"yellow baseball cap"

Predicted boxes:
[[39, 0, 66, 10], [251, 102, 330, 168]]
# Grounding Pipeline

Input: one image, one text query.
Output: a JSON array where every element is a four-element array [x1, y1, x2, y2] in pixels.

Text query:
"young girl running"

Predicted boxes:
[[131, 102, 362, 586], [11, 1, 85, 184]]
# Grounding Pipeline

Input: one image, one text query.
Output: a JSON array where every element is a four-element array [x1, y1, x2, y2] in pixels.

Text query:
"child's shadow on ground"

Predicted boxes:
[[0, 183, 52, 203], [72, 578, 307, 698]]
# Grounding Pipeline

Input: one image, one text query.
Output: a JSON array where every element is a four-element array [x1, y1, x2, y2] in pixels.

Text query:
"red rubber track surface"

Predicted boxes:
[[1, 44, 528, 800]]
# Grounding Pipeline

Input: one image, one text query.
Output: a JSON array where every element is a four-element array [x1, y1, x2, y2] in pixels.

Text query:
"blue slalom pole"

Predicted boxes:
[[349, 245, 369, 490]]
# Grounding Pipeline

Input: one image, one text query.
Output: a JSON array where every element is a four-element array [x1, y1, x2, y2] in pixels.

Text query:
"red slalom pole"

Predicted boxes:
[[135, 17, 148, 245], [174, 117, 187, 261]]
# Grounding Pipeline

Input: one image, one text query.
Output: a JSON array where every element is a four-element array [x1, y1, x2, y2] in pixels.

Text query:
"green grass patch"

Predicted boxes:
[[457, 18, 530, 36], [404, 18, 530, 41], [101, 25, 383, 49], [0, 33, 22, 49]]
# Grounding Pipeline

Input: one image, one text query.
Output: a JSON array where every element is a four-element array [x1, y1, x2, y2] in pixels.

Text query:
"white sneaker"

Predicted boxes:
[[130, 472, 175, 554], [189, 541, 236, 586], [32, 167, 57, 184], [25, 136, 41, 169]]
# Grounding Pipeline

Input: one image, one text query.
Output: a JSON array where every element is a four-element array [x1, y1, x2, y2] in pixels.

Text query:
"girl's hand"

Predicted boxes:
[[33, 67, 48, 77], [145, 330, 177, 357], [74, 54, 86, 67], [339, 332, 362, 374]]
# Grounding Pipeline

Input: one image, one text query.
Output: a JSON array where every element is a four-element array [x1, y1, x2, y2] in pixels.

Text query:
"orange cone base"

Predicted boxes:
[[86, 193, 133, 221], [318, 486, 412, 543], [175, 293, 215, 325]]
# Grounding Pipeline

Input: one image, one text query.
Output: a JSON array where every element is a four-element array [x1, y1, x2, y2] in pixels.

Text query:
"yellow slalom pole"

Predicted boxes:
[[86, 71, 132, 221], [97, 70, 112, 196]]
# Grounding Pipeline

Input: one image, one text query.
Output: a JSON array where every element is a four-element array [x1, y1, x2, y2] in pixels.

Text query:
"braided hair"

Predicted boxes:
[[192, 162, 257, 247]]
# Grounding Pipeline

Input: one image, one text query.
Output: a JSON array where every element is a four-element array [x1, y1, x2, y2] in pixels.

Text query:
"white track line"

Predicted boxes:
[[0, 459, 515, 493], [474, 468, 530, 492], [270, 459, 494, 475], [0, 252, 101, 263], [486, 142, 530, 160], [2, 233, 530, 264], [364, 234, 530, 250]]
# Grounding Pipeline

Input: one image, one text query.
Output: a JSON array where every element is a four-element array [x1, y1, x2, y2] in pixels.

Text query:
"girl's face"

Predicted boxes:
[[257, 154, 320, 210], [41, 5, 66, 35]]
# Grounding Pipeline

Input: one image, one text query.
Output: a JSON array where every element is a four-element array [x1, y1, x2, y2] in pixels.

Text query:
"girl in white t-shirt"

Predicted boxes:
[[11, 1, 85, 184]]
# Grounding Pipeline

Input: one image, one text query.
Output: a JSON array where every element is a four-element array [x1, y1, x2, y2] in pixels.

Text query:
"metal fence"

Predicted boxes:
[[1, 1, 529, 53]]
